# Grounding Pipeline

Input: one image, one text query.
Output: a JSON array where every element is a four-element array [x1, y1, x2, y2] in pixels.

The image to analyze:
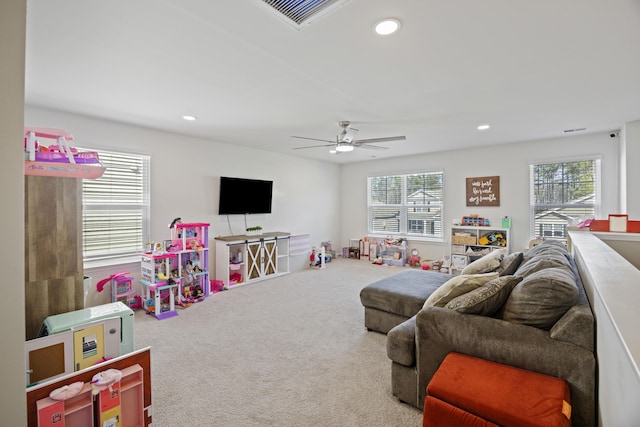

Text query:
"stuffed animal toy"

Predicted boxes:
[[409, 248, 421, 267]]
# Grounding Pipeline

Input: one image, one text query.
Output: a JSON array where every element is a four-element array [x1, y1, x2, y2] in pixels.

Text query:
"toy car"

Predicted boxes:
[[479, 231, 506, 246]]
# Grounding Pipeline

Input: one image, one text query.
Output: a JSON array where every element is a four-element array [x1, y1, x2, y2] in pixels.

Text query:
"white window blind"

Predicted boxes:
[[82, 150, 150, 262], [530, 158, 600, 240], [368, 172, 444, 239]]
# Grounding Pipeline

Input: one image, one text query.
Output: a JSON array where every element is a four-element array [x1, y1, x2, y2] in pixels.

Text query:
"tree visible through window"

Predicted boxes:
[[530, 159, 600, 240], [82, 149, 150, 263], [368, 172, 443, 238]]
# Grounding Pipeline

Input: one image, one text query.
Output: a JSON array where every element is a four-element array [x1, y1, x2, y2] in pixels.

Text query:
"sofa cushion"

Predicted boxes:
[[445, 275, 523, 316], [424, 272, 499, 308], [514, 256, 570, 278], [461, 248, 507, 275], [523, 240, 570, 263], [502, 267, 579, 330], [496, 252, 523, 276]]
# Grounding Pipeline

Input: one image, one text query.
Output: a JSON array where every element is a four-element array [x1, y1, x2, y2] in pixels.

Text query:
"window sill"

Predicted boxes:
[[367, 233, 446, 244], [84, 255, 142, 270]]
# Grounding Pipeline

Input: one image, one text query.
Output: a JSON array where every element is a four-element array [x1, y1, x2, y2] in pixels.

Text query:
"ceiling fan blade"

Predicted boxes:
[[356, 144, 388, 150], [292, 143, 335, 150], [354, 136, 406, 144], [342, 126, 359, 143], [291, 136, 334, 143]]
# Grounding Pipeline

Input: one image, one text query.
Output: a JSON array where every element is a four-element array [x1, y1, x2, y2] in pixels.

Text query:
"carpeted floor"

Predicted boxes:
[[134, 257, 423, 426]]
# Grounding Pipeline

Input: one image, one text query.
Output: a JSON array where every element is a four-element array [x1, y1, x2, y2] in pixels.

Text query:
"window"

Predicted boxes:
[[530, 159, 600, 240], [82, 149, 150, 264], [368, 172, 444, 239]]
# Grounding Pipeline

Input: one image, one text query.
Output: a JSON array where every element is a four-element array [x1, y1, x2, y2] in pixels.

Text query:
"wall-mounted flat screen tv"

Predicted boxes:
[[218, 176, 273, 215]]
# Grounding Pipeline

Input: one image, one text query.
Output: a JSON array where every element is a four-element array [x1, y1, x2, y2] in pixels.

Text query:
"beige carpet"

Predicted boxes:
[[134, 257, 423, 426]]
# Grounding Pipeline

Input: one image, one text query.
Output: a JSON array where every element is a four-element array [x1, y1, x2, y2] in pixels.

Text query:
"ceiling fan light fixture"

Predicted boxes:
[[335, 143, 354, 152], [374, 18, 401, 36]]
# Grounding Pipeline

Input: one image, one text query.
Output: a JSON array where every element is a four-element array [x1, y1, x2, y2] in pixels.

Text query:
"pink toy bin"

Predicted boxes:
[[210, 280, 224, 294]]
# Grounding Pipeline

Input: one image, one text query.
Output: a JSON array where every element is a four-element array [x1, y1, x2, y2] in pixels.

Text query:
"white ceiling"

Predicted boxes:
[[25, 0, 640, 164]]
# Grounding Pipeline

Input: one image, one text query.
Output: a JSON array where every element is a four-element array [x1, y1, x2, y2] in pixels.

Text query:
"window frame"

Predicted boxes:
[[529, 157, 601, 241], [81, 148, 151, 268], [367, 171, 444, 241]]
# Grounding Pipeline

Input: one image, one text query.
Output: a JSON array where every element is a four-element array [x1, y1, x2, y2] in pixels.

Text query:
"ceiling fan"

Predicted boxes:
[[291, 121, 406, 153]]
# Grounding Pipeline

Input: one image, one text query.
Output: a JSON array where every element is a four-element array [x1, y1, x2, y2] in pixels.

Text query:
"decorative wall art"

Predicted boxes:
[[466, 176, 500, 207]]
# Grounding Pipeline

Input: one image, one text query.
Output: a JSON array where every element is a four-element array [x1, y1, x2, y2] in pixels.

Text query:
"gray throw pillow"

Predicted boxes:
[[446, 275, 523, 316], [461, 248, 507, 275], [423, 272, 499, 308], [502, 267, 579, 330], [496, 252, 523, 276]]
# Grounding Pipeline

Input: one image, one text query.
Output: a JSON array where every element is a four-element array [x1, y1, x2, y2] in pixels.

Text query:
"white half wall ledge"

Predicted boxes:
[[569, 231, 640, 427], [589, 230, 640, 270]]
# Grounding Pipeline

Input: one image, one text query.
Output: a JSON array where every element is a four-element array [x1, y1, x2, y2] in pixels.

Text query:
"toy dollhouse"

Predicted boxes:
[[140, 222, 210, 318], [139, 253, 179, 320], [170, 222, 210, 302], [96, 271, 141, 310]]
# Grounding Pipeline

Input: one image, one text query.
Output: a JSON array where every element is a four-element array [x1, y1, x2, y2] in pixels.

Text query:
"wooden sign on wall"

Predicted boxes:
[[466, 175, 500, 206]]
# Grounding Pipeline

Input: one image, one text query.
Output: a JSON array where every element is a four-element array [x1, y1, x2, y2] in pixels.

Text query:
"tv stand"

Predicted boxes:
[[215, 232, 290, 289]]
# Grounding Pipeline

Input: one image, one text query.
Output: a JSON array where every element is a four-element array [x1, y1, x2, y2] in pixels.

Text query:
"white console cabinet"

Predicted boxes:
[[215, 232, 290, 289]]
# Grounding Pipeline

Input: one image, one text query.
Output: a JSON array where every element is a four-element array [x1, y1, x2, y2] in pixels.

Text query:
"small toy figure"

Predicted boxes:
[[193, 284, 204, 298]]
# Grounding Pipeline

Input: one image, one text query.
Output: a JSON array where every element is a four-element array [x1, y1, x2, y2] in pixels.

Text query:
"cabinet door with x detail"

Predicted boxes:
[[246, 241, 262, 281], [262, 239, 277, 277]]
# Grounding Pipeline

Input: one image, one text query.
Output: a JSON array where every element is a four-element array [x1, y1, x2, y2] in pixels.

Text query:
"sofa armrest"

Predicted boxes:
[[550, 304, 594, 351], [387, 316, 416, 366], [415, 306, 595, 427]]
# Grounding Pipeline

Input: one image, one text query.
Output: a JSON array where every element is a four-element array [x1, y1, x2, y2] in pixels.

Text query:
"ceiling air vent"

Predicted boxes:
[[261, 0, 351, 28]]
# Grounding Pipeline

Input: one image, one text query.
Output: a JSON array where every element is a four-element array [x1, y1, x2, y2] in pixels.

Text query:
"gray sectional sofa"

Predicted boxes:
[[359, 240, 596, 427]]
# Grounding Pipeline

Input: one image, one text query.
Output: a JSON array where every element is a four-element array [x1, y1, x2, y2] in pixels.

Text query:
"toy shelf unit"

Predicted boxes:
[[35, 364, 145, 427], [36, 382, 93, 427], [376, 238, 408, 266], [450, 225, 510, 275], [170, 222, 210, 303], [139, 253, 179, 320], [215, 232, 290, 289]]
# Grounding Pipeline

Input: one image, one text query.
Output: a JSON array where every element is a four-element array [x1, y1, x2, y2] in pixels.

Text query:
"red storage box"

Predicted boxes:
[[424, 352, 571, 427]]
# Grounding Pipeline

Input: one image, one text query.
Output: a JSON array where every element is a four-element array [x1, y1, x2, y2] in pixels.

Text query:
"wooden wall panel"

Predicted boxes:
[[25, 176, 83, 339]]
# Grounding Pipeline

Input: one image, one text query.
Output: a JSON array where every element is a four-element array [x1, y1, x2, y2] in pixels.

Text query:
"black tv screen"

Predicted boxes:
[[218, 176, 273, 215]]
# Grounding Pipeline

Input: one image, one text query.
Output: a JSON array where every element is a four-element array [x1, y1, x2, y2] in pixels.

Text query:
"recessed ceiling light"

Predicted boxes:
[[374, 18, 401, 36], [329, 149, 338, 154], [182, 115, 197, 121], [477, 124, 491, 130]]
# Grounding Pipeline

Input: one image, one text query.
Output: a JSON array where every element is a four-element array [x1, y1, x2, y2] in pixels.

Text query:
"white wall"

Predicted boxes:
[[25, 106, 341, 304], [340, 132, 620, 261], [1, 1, 27, 425], [622, 119, 640, 217]]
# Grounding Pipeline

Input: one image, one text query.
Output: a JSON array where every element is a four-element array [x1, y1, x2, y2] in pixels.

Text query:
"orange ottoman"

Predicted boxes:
[[423, 352, 572, 427]]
